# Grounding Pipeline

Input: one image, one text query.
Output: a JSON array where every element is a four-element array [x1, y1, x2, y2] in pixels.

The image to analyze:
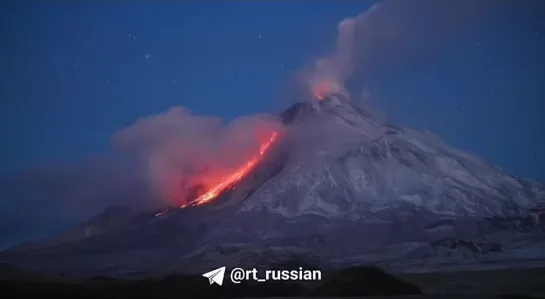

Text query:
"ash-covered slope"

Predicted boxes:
[[2, 94, 544, 276], [196, 93, 545, 272], [247, 93, 545, 219]]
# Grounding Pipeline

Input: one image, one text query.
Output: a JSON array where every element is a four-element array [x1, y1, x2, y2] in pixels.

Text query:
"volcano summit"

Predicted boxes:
[[2, 94, 545, 277]]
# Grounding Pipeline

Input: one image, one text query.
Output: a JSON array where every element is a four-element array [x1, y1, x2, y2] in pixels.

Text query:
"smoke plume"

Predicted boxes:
[[112, 106, 283, 206], [0, 108, 283, 248], [301, 0, 501, 101]]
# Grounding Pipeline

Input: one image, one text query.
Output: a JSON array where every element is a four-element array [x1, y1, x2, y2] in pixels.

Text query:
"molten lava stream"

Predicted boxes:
[[154, 131, 279, 217], [183, 131, 278, 207]]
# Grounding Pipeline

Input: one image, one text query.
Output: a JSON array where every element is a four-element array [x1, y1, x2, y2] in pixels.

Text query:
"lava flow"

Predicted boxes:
[[155, 131, 279, 216]]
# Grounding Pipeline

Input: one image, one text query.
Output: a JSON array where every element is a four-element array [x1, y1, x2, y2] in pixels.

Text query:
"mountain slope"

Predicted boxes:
[[246, 93, 544, 218], [2, 94, 544, 276]]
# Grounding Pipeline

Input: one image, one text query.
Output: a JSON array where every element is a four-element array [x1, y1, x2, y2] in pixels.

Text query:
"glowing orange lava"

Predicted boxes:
[[154, 131, 279, 216], [184, 131, 278, 207], [155, 209, 169, 217], [314, 85, 328, 101], [311, 78, 347, 101]]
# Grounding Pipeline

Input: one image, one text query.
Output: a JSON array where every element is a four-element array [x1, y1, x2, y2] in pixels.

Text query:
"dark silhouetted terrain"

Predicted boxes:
[[2, 263, 545, 298], [0, 263, 422, 298]]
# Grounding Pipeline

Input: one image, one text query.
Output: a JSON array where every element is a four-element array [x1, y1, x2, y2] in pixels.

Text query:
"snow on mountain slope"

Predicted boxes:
[[1, 94, 544, 276], [241, 94, 544, 219]]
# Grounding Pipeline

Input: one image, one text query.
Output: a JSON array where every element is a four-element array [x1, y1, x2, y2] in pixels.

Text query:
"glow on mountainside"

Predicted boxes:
[[155, 131, 279, 216]]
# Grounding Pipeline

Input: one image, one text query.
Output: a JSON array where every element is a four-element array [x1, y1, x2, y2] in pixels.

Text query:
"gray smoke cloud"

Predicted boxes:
[[299, 0, 502, 101], [0, 108, 283, 249], [0, 155, 152, 249], [111, 106, 283, 206]]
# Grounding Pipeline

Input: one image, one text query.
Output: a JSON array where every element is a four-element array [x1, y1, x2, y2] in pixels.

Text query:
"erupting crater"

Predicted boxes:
[[311, 78, 347, 101]]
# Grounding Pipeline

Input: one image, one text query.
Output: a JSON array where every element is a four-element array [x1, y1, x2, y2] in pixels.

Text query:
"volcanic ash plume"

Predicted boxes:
[[112, 106, 284, 207], [303, 0, 499, 101]]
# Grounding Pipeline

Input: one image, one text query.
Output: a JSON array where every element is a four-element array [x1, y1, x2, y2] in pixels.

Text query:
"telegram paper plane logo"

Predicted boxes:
[[202, 266, 226, 286]]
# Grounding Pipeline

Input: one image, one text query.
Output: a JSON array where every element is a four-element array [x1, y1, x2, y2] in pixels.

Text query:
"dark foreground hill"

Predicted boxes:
[[0, 263, 422, 298], [2, 263, 545, 298]]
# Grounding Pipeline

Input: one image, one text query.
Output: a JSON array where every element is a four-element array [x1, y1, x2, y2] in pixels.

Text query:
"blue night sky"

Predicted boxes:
[[1, 1, 544, 180]]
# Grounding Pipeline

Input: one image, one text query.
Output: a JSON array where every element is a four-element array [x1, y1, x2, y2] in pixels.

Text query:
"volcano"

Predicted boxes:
[[2, 94, 545, 277]]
